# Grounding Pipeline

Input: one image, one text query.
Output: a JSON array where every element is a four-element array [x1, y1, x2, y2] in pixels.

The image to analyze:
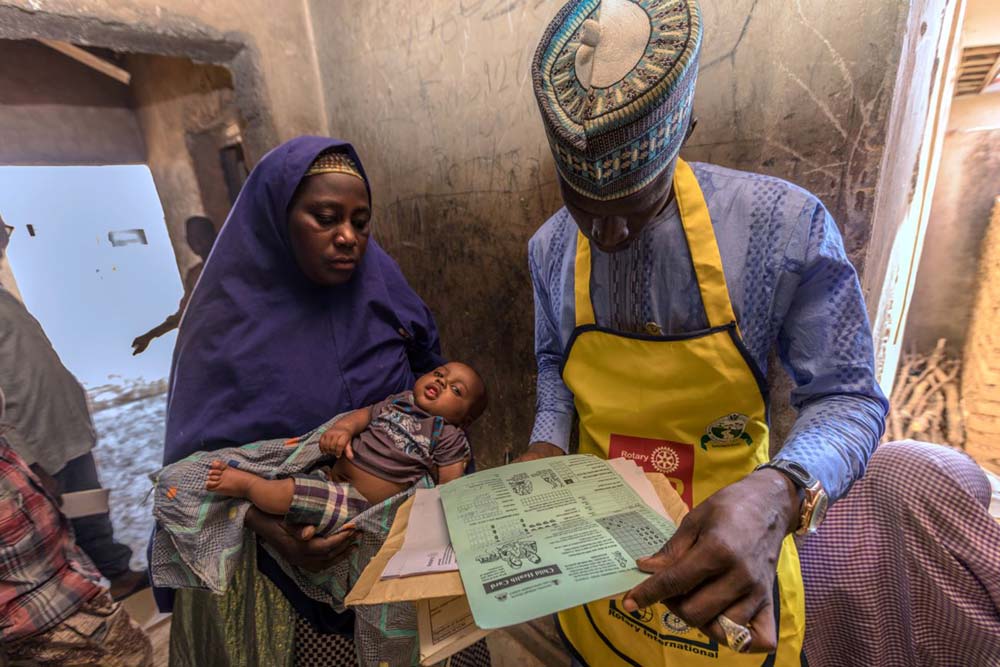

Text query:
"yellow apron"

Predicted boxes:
[[556, 160, 805, 666]]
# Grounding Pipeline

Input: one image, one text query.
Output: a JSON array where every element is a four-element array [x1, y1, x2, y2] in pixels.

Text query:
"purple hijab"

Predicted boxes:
[[160, 136, 442, 629]]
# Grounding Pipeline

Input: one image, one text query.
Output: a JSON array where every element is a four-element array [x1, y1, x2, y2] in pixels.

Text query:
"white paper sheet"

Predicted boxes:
[[382, 487, 458, 578]]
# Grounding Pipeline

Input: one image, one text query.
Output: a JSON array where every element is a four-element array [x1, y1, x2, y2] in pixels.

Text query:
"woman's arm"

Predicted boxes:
[[244, 506, 356, 572]]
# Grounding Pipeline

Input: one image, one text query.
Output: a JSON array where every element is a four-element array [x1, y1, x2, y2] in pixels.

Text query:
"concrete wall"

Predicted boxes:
[[0, 39, 145, 165], [311, 0, 921, 466], [905, 93, 1000, 352], [127, 54, 240, 277], [0, 0, 328, 163]]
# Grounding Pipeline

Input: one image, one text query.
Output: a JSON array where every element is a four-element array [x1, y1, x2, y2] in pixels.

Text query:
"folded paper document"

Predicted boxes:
[[439, 455, 678, 629]]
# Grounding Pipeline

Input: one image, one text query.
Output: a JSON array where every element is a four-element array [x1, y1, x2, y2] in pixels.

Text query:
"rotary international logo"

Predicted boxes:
[[651, 446, 680, 474], [662, 610, 691, 634]]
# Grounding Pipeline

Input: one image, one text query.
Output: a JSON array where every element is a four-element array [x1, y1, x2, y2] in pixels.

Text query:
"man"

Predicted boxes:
[[522, 1, 1000, 665], [0, 394, 152, 666], [132, 215, 217, 355], [0, 288, 147, 599]]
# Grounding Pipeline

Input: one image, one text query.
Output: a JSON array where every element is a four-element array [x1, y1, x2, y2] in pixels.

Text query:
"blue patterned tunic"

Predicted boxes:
[[529, 162, 888, 502]]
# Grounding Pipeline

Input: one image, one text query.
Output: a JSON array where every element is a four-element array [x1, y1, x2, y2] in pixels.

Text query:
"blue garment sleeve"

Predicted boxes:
[[528, 237, 575, 453], [772, 204, 889, 502]]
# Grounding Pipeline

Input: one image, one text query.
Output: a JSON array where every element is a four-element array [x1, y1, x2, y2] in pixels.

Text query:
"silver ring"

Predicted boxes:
[[717, 614, 752, 653]]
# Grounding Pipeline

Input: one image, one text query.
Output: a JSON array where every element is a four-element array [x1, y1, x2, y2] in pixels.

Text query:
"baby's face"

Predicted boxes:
[[413, 363, 485, 426]]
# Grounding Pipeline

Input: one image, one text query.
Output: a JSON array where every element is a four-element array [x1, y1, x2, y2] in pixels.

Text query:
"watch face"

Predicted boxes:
[[809, 492, 830, 532]]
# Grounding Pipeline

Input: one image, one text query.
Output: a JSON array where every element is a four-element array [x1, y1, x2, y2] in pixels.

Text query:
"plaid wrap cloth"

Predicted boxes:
[[286, 472, 369, 534], [0, 435, 103, 642]]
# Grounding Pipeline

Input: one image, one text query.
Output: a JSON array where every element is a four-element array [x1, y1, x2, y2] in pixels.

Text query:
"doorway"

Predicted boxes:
[[0, 35, 250, 566]]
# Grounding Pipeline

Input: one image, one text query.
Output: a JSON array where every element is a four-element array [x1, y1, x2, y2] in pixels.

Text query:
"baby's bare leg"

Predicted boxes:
[[206, 460, 295, 516]]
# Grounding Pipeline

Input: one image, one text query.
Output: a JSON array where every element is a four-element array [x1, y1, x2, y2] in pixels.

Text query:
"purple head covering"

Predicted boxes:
[[164, 136, 442, 462], [159, 136, 442, 628]]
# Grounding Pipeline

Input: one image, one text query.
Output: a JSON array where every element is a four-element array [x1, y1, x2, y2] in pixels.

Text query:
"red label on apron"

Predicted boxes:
[[609, 434, 694, 508]]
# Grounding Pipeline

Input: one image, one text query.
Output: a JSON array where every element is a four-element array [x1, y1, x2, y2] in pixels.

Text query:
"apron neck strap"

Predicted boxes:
[[673, 159, 737, 329], [574, 230, 597, 326], [573, 159, 738, 330]]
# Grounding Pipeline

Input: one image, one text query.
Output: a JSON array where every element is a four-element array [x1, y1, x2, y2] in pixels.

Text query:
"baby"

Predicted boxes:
[[201, 361, 487, 540]]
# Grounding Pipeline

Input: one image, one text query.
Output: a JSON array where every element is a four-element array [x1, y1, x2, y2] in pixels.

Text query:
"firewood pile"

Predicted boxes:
[[887, 339, 965, 447]]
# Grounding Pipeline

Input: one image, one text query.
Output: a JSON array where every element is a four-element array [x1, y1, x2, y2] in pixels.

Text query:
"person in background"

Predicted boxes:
[[0, 390, 153, 667], [131, 215, 217, 355], [0, 288, 147, 600]]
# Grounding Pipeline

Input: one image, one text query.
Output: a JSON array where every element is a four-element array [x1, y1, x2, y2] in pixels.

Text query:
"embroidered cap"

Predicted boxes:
[[532, 0, 702, 201], [304, 150, 365, 181]]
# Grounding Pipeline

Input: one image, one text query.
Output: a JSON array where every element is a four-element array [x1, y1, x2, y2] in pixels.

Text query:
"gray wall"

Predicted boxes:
[[0, 39, 145, 165], [311, 0, 915, 466]]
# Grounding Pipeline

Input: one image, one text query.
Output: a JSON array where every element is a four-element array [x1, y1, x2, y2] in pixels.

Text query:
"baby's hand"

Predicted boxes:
[[319, 427, 354, 459]]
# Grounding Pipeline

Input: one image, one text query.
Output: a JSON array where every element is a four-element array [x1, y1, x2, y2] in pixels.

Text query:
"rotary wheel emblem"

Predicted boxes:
[[651, 446, 679, 474], [662, 611, 691, 634]]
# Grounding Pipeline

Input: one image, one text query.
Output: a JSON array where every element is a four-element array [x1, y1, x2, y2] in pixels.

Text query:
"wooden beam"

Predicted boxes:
[[37, 39, 130, 85]]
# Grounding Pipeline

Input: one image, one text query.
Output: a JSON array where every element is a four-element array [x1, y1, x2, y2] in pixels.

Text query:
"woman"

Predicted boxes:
[[159, 137, 489, 666]]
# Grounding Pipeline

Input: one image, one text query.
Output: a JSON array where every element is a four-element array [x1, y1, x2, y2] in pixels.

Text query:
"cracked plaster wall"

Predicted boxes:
[[311, 0, 917, 465]]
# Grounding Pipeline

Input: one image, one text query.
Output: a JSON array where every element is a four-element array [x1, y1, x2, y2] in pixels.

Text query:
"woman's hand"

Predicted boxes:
[[622, 469, 799, 653], [245, 506, 357, 572], [512, 441, 564, 463], [319, 427, 354, 459]]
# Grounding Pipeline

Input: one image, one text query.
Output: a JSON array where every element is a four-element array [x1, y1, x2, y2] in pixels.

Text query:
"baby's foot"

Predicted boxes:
[[205, 460, 256, 499]]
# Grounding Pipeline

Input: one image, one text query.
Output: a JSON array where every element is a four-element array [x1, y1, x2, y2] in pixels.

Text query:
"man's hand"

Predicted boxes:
[[131, 334, 152, 356], [319, 427, 354, 459], [623, 469, 799, 653], [245, 507, 356, 572], [512, 441, 564, 463]]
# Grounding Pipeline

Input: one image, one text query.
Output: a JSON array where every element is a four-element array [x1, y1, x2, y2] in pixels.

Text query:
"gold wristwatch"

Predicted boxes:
[[755, 460, 829, 535]]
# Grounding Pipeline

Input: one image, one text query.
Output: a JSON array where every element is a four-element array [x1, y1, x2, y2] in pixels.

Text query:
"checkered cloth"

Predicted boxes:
[[800, 440, 1000, 666], [286, 473, 370, 536], [0, 436, 104, 642]]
